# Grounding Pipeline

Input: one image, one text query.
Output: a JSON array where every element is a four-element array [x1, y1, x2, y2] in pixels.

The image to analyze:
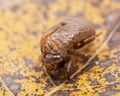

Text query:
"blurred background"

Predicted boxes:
[[0, 0, 120, 96]]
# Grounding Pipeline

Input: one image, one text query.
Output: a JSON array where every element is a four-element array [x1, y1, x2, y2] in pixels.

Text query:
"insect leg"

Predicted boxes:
[[65, 61, 72, 80], [84, 32, 102, 44], [67, 61, 72, 80], [83, 36, 95, 44], [68, 49, 90, 58], [43, 65, 57, 86]]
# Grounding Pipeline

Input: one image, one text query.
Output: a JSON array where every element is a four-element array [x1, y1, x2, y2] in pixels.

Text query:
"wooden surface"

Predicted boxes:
[[0, 0, 120, 96]]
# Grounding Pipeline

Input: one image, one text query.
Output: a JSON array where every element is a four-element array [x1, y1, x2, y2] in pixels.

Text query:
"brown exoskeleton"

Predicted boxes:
[[40, 17, 95, 80]]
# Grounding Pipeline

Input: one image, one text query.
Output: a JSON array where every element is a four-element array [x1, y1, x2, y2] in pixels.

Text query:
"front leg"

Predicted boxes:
[[64, 61, 72, 80], [68, 49, 90, 58]]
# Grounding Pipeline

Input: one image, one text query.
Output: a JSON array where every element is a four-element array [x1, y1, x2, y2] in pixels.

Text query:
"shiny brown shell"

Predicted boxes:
[[40, 17, 95, 55]]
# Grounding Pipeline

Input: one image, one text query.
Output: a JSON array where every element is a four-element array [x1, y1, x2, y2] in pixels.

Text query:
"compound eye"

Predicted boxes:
[[45, 54, 53, 59], [53, 55, 61, 60], [45, 54, 63, 63], [53, 55, 63, 64], [45, 54, 60, 59]]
